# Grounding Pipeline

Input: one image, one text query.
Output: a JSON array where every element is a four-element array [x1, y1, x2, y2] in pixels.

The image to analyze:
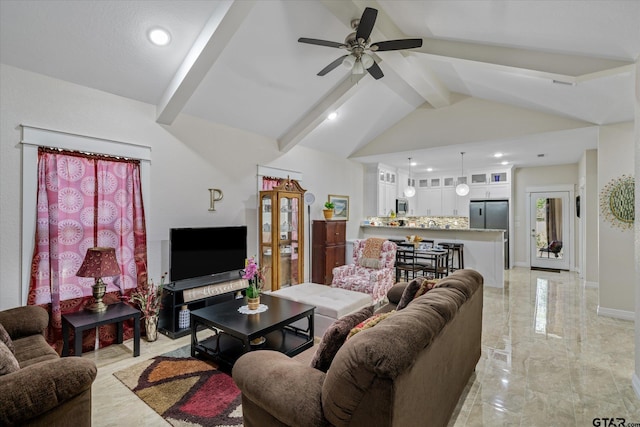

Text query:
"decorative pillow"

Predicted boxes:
[[346, 311, 395, 340], [310, 305, 374, 372], [396, 278, 441, 310], [0, 340, 20, 376], [0, 323, 14, 354]]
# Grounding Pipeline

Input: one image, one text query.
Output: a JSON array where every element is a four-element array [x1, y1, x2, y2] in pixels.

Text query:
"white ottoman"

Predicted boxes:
[[270, 283, 373, 337]]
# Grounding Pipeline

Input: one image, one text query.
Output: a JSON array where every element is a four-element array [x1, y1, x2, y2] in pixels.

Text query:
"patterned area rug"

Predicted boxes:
[[113, 345, 242, 427]]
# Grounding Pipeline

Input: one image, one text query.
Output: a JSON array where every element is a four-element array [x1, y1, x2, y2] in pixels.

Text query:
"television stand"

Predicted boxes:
[[158, 270, 248, 339]]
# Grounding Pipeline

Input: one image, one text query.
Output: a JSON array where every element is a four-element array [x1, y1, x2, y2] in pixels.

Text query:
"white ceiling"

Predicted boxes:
[[1, 0, 638, 173]]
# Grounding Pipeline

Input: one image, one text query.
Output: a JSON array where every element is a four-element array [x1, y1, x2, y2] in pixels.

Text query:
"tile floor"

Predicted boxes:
[[88, 268, 639, 426]]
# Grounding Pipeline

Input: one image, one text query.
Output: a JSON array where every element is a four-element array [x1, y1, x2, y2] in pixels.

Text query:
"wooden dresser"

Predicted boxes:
[[312, 220, 347, 285]]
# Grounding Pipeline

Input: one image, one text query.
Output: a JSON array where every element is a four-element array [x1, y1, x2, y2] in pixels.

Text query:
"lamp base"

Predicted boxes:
[[86, 300, 108, 312], [85, 279, 108, 313]]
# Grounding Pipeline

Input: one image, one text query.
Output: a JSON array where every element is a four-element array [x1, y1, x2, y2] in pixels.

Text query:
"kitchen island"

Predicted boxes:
[[360, 225, 505, 288]]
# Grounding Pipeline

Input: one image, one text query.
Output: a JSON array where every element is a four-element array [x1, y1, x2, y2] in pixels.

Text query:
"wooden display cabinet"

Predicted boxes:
[[312, 220, 346, 285], [259, 178, 306, 291]]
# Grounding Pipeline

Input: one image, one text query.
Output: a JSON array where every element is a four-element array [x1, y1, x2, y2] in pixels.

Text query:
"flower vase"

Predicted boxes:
[[145, 315, 158, 342], [247, 296, 260, 310]]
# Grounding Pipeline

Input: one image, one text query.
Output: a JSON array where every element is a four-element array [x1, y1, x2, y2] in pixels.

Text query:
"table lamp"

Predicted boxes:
[[76, 247, 121, 312]]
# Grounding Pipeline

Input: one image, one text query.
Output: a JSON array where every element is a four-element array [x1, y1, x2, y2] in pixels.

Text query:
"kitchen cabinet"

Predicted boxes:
[[312, 220, 346, 284], [259, 178, 305, 291], [416, 188, 442, 216]]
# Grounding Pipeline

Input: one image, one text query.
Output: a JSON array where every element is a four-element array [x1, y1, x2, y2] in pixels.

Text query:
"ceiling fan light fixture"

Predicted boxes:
[[342, 55, 355, 69], [352, 58, 365, 75], [361, 53, 374, 68]]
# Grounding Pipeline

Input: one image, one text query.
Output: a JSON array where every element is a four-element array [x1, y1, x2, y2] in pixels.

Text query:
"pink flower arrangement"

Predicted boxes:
[[243, 257, 266, 298]]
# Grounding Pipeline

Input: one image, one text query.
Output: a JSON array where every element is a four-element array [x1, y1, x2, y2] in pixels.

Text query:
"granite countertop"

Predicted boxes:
[[360, 225, 505, 232]]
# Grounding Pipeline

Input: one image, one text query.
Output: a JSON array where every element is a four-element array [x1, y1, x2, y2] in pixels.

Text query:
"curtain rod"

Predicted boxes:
[[38, 146, 140, 164]]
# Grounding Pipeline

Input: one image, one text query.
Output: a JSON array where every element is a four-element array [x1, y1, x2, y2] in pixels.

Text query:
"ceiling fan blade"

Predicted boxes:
[[370, 39, 423, 51], [318, 55, 349, 76], [356, 7, 377, 41], [298, 37, 345, 49], [367, 61, 384, 80]]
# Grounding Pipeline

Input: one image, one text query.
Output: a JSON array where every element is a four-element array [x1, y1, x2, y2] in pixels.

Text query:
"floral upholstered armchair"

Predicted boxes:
[[331, 238, 397, 305]]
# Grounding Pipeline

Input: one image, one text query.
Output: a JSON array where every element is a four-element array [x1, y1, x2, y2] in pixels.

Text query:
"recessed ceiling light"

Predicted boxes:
[[494, 152, 503, 158], [410, 161, 417, 166], [501, 161, 508, 165], [148, 28, 171, 46], [327, 112, 338, 121], [426, 167, 433, 172]]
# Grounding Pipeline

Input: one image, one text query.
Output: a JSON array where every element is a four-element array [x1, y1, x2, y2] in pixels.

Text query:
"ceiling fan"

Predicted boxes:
[[298, 7, 423, 80]]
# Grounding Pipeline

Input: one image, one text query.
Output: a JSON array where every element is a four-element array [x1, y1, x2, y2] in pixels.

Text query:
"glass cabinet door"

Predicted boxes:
[[260, 193, 273, 291], [277, 194, 300, 288]]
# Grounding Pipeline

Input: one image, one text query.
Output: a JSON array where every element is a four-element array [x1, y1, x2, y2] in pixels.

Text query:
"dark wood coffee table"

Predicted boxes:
[[190, 293, 314, 366]]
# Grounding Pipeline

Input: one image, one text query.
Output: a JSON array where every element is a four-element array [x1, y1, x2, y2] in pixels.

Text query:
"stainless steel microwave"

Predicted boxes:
[[396, 198, 408, 216]]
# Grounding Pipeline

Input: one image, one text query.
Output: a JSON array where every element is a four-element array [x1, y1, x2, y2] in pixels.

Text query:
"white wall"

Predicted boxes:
[[512, 165, 579, 266], [0, 64, 363, 310], [578, 149, 599, 286], [598, 122, 635, 316]]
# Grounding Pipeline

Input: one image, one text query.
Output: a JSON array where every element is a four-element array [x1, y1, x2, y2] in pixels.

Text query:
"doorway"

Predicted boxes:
[[529, 191, 571, 271]]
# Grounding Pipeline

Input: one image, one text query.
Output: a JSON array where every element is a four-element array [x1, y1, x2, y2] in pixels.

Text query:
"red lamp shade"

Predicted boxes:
[[77, 247, 121, 312], [77, 247, 121, 278]]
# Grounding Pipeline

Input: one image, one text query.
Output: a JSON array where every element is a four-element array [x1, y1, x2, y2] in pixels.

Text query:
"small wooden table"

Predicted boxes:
[[62, 302, 141, 357]]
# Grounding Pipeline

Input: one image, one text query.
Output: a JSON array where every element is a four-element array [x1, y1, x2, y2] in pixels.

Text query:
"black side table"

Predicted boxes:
[[62, 302, 141, 357]]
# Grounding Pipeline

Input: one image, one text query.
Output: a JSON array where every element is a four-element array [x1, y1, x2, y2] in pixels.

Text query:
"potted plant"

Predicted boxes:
[[242, 257, 265, 310], [130, 272, 166, 342], [323, 201, 335, 219]]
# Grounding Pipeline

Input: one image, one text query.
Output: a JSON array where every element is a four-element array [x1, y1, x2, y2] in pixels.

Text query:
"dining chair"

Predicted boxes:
[[395, 244, 425, 282]]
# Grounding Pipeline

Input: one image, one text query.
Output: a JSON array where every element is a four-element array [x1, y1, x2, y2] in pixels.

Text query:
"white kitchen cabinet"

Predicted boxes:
[[416, 188, 442, 216], [442, 187, 470, 216]]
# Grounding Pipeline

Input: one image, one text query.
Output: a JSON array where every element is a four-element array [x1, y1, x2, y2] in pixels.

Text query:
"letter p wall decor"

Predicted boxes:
[[208, 188, 224, 211]]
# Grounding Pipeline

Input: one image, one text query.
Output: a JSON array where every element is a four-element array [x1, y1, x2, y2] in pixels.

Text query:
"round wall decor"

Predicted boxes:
[[600, 174, 635, 230]]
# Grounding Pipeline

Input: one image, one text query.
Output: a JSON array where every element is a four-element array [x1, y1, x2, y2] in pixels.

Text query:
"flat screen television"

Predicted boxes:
[[170, 226, 247, 282]]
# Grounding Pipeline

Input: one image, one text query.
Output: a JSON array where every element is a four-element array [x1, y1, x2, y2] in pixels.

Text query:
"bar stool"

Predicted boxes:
[[437, 242, 464, 271]]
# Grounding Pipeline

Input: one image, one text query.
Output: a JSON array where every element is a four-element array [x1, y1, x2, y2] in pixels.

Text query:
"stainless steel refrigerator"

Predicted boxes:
[[469, 200, 509, 268]]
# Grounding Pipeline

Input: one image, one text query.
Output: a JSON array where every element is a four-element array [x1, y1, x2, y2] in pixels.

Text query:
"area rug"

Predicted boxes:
[[113, 345, 242, 427]]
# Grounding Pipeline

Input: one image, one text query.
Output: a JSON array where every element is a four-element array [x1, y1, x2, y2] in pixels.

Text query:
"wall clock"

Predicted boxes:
[[599, 174, 635, 230]]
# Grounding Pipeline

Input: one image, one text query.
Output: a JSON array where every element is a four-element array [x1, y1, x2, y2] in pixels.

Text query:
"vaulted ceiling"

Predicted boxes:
[[1, 0, 638, 173]]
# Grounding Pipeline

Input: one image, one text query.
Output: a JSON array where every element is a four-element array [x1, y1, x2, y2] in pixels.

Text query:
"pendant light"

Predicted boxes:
[[455, 152, 470, 196], [404, 157, 416, 198]]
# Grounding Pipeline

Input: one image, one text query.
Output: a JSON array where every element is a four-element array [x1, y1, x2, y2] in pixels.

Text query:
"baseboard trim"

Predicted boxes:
[[597, 306, 634, 321], [513, 262, 529, 268], [633, 374, 640, 400], [584, 281, 599, 289]]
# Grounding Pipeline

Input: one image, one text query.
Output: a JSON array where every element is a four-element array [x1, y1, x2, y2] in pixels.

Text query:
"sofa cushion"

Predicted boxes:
[[310, 305, 374, 372], [346, 311, 395, 340], [13, 334, 58, 368], [0, 341, 20, 375], [0, 324, 14, 354], [396, 278, 440, 310]]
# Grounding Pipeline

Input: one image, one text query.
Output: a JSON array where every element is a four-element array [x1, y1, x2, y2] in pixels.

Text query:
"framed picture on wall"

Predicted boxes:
[[328, 194, 349, 220]]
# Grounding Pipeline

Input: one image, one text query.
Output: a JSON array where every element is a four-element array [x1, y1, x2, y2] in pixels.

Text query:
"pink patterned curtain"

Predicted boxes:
[[262, 176, 281, 190], [28, 147, 147, 354]]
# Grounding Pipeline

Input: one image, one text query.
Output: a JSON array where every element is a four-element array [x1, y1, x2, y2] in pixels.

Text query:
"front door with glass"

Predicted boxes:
[[529, 191, 570, 270]]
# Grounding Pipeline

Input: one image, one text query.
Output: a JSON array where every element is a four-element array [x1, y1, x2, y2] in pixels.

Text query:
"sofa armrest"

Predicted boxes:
[[233, 350, 328, 427], [0, 306, 49, 339], [0, 356, 97, 425]]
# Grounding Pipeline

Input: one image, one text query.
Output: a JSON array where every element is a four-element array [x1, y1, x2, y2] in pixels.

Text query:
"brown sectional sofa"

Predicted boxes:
[[233, 269, 484, 427], [0, 305, 97, 426]]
